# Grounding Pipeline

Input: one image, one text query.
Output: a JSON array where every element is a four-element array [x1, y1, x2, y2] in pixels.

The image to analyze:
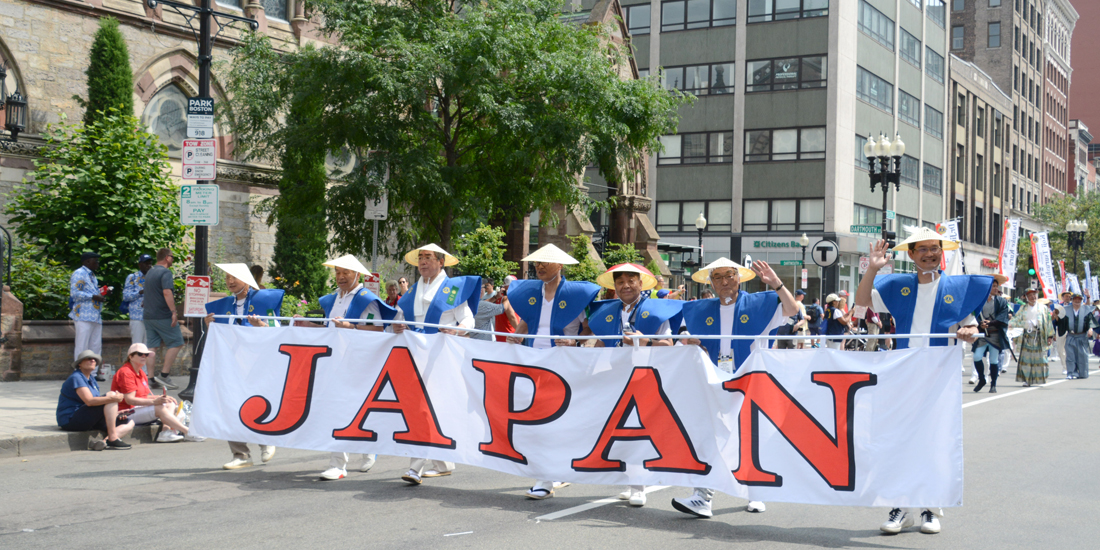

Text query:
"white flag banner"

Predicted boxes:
[[192, 325, 964, 508], [998, 218, 1021, 288], [1031, 232, 1057, 301], [1067, 273, 1082, 296], [1084, 261, 1093, 300], [938, 220, 962, 274], [1091, 276, 1099, 303]]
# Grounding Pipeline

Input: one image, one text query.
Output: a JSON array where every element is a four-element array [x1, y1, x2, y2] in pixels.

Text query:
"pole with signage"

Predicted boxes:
[[365, 190, 389, 272]]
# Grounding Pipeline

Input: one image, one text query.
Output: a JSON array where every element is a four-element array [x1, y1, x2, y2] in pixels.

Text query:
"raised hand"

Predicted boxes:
[[867, 240, 891, 272], [751, 260, 780, 288]]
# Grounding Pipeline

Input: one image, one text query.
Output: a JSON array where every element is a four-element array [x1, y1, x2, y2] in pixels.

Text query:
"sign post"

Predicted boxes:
[[365, 191, 389, 272], [184, 276, 211, 317], [811, 239, 840, 306], [186, 96, 214, 138], [180, 184, 219, 226], [182, 139, 217, 180]]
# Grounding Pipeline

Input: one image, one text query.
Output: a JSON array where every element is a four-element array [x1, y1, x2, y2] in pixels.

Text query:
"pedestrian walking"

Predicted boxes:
[[1009, 288, 1055, 387], [142, 248, 183, 390], [472, 279, 506, 342], [970, 275, 1011, 393], [1062, 292, 1096, 380]]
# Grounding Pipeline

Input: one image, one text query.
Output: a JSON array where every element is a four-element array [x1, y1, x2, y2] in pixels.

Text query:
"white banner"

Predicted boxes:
[[938, 220, 962, 273], [1091, 276, 1099, 303], [998, 218, 1021, 288], [1068, 273, 1082, 296], [192, 325, 964, 508], [1032, 232, 1057, 301], [1084, 261, 1093, 300]]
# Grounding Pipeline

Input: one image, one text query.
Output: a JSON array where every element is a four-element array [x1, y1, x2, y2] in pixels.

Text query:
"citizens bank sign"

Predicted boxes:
[[752, 240, 802, 249]]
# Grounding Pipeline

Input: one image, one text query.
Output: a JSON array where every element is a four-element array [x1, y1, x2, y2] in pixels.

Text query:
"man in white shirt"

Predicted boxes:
[[392, 244, 480, 484], [855, 228, 990, 535]]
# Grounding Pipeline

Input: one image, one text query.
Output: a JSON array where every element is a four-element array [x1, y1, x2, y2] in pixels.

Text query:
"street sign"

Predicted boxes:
[[780, 260, 803, 266], [801, 268, 808, 289], [886, 210, 896, 220], [858, 256, 894, 275], [810, 239, 839, 268], [365, 191, 389, 220], [182, 139, 217, 180], [364, 272, 381, 296], [184, 275, 211, 317], [187, 96, 215, 141], [849, 225, 881, 234], [187, 126, 214, 139], [180, 184, 219, 226]]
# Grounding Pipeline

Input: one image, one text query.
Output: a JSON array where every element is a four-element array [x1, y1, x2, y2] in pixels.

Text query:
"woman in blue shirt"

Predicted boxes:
[[57, 350, 135, 450]]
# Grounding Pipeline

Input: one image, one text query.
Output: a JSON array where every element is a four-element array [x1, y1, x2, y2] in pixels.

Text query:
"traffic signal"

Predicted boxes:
[[883, 230, 896, 251], [1028, 255, 1036, 277]]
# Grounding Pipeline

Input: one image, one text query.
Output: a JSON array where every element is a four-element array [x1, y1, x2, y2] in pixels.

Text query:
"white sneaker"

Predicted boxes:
[[747, 501, 766, 513], [320, 467, 347, 481], [628, 490, 647, 507], [880, 508, 914, 534], [359, 454, 377, 472], [919, 509, 941, 534], [618, 489, 631, 500], [156, 429, 183, 443], [401, 469, 422, 485], [182, 433, 205, 442], [968, 375, 977, 384], [260, 446, 276, 463], [223, 457, 253, 470], [671, 491, 713, 518]]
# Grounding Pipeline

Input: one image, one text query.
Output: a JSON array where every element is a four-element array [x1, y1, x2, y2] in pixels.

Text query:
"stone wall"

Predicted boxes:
[[16, 320, 193, 381]]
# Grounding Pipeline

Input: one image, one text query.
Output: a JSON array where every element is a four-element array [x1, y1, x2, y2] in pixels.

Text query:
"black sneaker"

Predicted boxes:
[[105, 438, 132, 450], [153, 374, 179, 390]]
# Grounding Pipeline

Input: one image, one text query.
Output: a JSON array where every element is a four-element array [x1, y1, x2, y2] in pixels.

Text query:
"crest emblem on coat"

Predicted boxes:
[[529, 297, 537, 305], [901, 287, 911, 296], [706, 317, 714, 326], [740, 314, 749, 323], [641, 311, 650, 318], [944, 295, 954, 304], [559, 300, 567, 309]]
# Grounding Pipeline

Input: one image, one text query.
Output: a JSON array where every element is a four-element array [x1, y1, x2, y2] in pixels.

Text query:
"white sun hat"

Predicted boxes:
[[691, 257, 755, 284], [324, 254, 371, 274], [595, 263, 658, 290], [892, 226, 961, 252], [521, 243, 578, 265], [214, 263, 260, 290], [403, 243, 459, 267]]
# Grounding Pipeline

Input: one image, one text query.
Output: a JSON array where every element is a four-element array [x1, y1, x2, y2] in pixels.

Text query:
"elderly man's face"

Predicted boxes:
[[334, 267, 358, 292], [1073, 296, 1083, 306], [225, 273, 248, 296], [535, 262, 562, 283], [709, 267, 740, 303], [907, 239, 943, 272], [613, 273, 642, 305], [417, 251, 443, 279], [1026, 292, 1037, 305]]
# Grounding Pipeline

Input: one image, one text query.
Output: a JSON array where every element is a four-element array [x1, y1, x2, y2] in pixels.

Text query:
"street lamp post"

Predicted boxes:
[[865, 133, 905, 249], [1067, 219, 1089, 274], [0, 62, 29, 143], [695, 211, 706, 298], [798, 232, 809, 290]]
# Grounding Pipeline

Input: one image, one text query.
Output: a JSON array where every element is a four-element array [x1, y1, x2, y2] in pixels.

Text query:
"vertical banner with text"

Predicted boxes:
[[938, 220, 962, 273], [998, 218, 1021, 288], [1031, 232, 1057, 301]]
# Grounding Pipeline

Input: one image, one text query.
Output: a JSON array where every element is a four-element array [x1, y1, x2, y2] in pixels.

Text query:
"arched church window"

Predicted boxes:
[[141, 85, 189, 157]]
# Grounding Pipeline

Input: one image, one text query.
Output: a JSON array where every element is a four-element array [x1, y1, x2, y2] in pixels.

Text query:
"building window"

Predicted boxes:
[[859, 1, 895, 51], [853, 203, 884, 227], [855, 134, 870, 170], [263, 0, 288, 21], [994, 111, 1003, 147], [925, 104, 944, 139], [952, 0, 964, 10], [906, 0, 923, 9], [625, 4, 652, 35], [927, 0, 945, 28], [747, 0, 830, 23], [657, 200, 732, 232], [988, 22, 1001, 47], [925, 47, 945, 83], [952, 26, 964, 49], [923, 163, 943, 194], [744, 127, 826, 161], [745, 55, 827, 92], [974, 206, 984, 245], [990, 0, 1001, 6], [975, 154, 984, 190], [956, 144, 966, 182], [956, 93, 966, 126], [141, 84, 189, 157], [993, 163, 1002, 196], [658, 131, 734, 164], [900, 30, 922, 68], [856, 66, 893, 113], [899, 90, 921, 128], [743, 198, 825, 231], [662, 63, 735, 95], [992, 212, 1001, 247], [976, 106, 984, 137], [901, 155, 920, 187], [661, 0, 736, 32]]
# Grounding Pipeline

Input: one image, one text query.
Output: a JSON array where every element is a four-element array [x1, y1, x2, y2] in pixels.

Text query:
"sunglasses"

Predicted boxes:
[[132, 352, 150, 357]]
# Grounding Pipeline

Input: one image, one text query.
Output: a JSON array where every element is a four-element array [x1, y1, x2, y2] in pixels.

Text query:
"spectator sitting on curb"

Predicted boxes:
[[57, 350, 134, 450], [111, 343, 202, 443]]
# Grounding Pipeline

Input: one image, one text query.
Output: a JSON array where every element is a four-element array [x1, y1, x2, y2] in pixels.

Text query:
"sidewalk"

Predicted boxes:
[[0, 380, 184, 458]]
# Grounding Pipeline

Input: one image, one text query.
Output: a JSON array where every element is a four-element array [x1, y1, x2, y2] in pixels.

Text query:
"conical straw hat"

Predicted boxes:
[[521, 243, 578, 265], [892, 226, 961, 252], [324, 254, 371, 274], [214, 263, 259, 290], [691, 257, 755, 284], [595, 263, 658, 290], [404, 243, 459, 267]]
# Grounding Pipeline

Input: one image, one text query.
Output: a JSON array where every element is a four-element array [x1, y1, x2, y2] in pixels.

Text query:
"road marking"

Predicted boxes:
[[535, 485, 669, 521], [443, 531, 473, 537], [963, 368, 1098, 409]]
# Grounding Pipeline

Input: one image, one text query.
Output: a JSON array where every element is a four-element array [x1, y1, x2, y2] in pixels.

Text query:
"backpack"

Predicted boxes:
[[805, 304, 822, 324]]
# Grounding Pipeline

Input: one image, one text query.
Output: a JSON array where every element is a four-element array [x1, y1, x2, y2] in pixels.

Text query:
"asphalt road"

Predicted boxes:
[[2, 360, 1098, 549]]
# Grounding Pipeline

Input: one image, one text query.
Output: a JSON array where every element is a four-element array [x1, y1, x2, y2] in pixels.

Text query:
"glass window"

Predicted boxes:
[[772, 129, 798, 160], [925, 104, 944, 139], [901, 155, 920, 187], [709, 131, 734, 162], [899, 90, 921, 128], [263, 0, 288, 21], [800, 199, 824, 230], [953, 0, 964, 10], [625, 4, 651, 35], [216, 0, 242, 8], [743, 127, 826, 161], [900, 29, 922, 68], [743, 199, 824, 231], [800, 127, 825, 159], [990, 0, 1000, 6], [709, 201, 733, 231], [747, 0, 829, 23], [772, 200, 797, 231], [658, 132, 734, 164], [952, 26, 964, 49], [923, 162, 943, 194], [683, 133, 708, 163], [661, 0, 735, 31], [855, 135, 870, 170], [988, 22, 1001, 47], [661, 1, 686, 31], [659, 135, 682, 164], [657, 201, 732, 232], [928, 0, 945, 28], [141, 85, 189, 157], [713, 0, 737, 26], [657, 202, 680, 232], [853, 204, 883, 226], [926, 47, 945, 83], [743, 200, 769, 231], [976, 106, 984, 137], [745, 55, 826, 92], [856, 66, 893, 113], [906, 0, 922, 8], [686, 0, 710, 29], [663, 62, 735, 95], [710, 63, 734, 93], [859, 1, 895, 50]]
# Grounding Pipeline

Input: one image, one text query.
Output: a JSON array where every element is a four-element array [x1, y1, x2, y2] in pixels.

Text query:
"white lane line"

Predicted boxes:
[[535, 486, 669, 521], [963, 368, 1099, 409]]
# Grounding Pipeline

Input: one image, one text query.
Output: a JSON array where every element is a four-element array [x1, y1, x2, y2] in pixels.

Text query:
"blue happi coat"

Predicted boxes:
[[682, 291, 779, 370], [318, 287, 396, 325], [587, 298, 684, 347], [508, 278, 600, 346], [396, 275, 481, 335], [206, 288, 285, 325], [873, 272, 993, 348]]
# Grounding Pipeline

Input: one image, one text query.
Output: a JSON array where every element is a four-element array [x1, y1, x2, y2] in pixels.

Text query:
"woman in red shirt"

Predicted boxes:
[[111, 343, 201, 442]]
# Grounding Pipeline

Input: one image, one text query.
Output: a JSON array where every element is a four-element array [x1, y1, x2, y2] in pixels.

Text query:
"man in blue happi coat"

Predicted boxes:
[[855, 227, 990, 535]]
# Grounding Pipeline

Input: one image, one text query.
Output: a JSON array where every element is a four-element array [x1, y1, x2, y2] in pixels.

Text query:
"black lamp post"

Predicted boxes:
[[694, 211, 707, 298], [798, 232, 809, 289], [0, 62, 28, 142], [865, 132, 905, 249], [1067, 219, 1089, 273]]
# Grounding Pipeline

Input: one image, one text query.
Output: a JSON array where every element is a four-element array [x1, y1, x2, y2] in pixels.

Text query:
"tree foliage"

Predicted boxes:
[[601, 242, 643, 267], [222, 0, 687, 257], [1032, 191, 1100, 279], [453, 223, 518, 285], [564, 234, 602, 283], [7, 242, 72, 321], [81, 17, 134, 126], [4, 109, 188, 318]]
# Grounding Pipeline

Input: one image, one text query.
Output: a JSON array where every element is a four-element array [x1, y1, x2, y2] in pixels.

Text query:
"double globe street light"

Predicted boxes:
[[864, 132, 906, 250], [1066, 219, 1089, 273]]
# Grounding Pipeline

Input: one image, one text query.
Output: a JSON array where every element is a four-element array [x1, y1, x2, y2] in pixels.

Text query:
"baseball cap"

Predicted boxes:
[[80, 252, 100, 261], [795, 289, 806, 296], [137, 254, 154, 264], [503, 275, 518, 286]]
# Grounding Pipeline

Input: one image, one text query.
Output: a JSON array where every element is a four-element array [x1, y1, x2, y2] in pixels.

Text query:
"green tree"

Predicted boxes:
[[1033, 191, 1100, 280], [601, 242, 643, 267], [81, 17, 134, 126], [564, 234, 601, 283], [7, 242, 72, 321], [222, 0, 687, 257], [453, 224, 519, 285], [5, 109, 188, 318]]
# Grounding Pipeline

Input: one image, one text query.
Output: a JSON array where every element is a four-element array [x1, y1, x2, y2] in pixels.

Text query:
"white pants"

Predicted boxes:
[[329, 452, 377, 470], [128, 405, 160, 425], [409, 458, 454, 475], [1055, 334, 1067, 363], [130, 320, 147, 344], [73, 321, 102, 360]]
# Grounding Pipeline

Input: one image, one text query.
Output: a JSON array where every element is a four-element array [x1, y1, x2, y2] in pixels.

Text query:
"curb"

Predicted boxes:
[[0, 424, 165, 459]]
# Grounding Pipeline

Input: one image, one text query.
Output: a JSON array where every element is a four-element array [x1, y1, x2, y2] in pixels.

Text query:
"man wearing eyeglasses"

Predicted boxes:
[[855, 228, 993, 535]]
